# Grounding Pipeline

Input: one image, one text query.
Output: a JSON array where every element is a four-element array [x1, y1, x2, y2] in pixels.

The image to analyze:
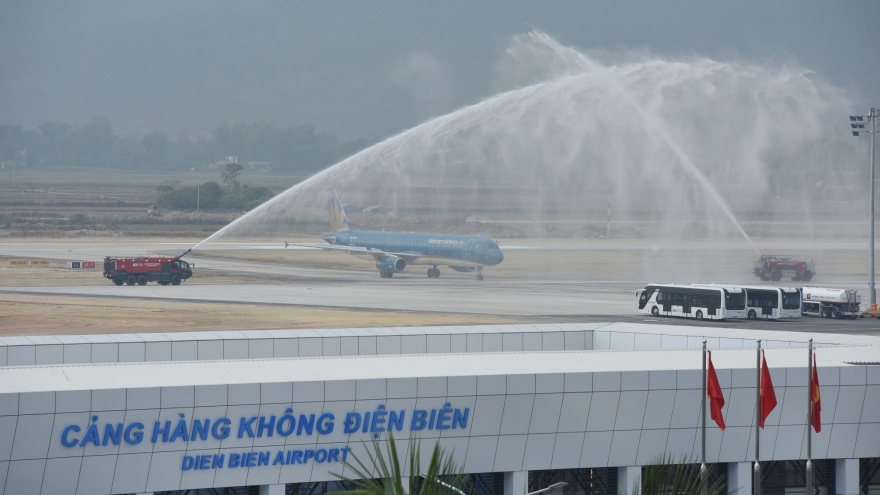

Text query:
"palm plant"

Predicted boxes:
[[331, 434, 469, 495], [637, 455, 729, 495]]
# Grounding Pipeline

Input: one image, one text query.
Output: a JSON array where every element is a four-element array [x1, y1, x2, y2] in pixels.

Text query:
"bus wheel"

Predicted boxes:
[[695, 310, 703, 320], [748, 310, 757, 319], [771, 271, 782, 281], [125, 275, 136, 286], [651, 306, 659, 316]]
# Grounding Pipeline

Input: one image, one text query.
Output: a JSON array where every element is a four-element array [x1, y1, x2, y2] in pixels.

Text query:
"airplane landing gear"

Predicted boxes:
[[476, 268, 484, 281], [380, 271, 394, 278], [427, 267, 440, 278]]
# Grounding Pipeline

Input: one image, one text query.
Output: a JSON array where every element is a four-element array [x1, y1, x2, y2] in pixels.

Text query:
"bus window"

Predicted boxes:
[[782, 290, 801, 310], [725, 290, 745, 310]]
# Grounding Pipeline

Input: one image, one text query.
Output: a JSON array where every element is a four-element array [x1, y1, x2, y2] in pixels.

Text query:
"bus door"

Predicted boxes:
[[707, 294, 719, 316], [681, 294, 692, 314], [660, 292, 672, 313]]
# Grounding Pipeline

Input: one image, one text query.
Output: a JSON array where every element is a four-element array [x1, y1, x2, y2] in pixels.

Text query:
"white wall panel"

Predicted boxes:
[[860, 385, 880, 421], [82, 410, 126, 457], [76, 454, 117, 495], [417, 377, 447, 398], [550, 432, 585, 469], [826, 423, 858, 458], [448, 376, 477, 397], [187, 406, 229, 450], [35, 345, 63, 365], [579, 431, 612, 467], [356, 379, 386, 400], [529, 394, 563, 434], [0, 395, 15, 417], [853, 423, 880, 458], [593, 372, 621, 392], [127, 387, 160, 410], [614, 392, 648, 431], [833, 386, 866, 423], [245, 454, 282, 486], [450, 334, 467, 353], [145, 451, 185, 492], [649, 371, 676, 390], [778, 387, 807, 426], [537, 374, 564, 394], [310, 442, 349, 482], [507, 375, 535, 395], [162, 386, 195, 408], [195, 385, 228, 407], [0, 417, 17, 462], [840, 366, 866, 385], [402, 335, 426, 354], [470, 396, 505, 436], [719, 426, 752, 462], [592, 331, 610, 350], [56, 391, 90, 413], [586, 392, 620, 432], [172, 341, 197, 361], [438, 436, 469, 470], [252, 404, 290, 448], [664, 428, 697, 458], [500, 395, 534, 435], [376, 336, 401, 355], [564, 373, 592, 393], [312, 400, 354, 445], [757, 425, 779, 461], [773, 425, 806, 460], [5, 459, 45, 495], [145, 342, 171, 362], [635, 429, 668, 465], [724, 388, 755, 428], [41, 457, 82, 495], [539, 332, 562, 351], [610, 332, 635, 350], [502, 333, 523, 352], [261, 383, 293, 404], [11, 414, 53, 460], [466, 334, 482, 353], [426, 335, 450, 354], [522, 433, 555, 470], [219, 405, 260, 450], [677, 370, 701, 390], [477, 376, 506, 396], [197, 340, 224, 360], [293, 382, 325, 403], [608, 430, 640, 467], [229, 384, 261, 405], [20, 392, 55, 415], [522, 333, 542, 352], [441, 395, 476, 438], [386, 378, 417, 399], [251, 339, 275, 358], [483, 335, 502, 352], [492, 435, 527, 472], [91, 389, 125, 412], [669, 389, 700, 429], [118, 342, 145, 362], [214, 447, 256, 487], [558, 393, 591, 433], [463, 435, 498, 473], [642, 390, 675, 430]]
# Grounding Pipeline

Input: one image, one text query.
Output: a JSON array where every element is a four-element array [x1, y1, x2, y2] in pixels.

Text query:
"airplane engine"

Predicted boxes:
[[376, 256, 406, 273]]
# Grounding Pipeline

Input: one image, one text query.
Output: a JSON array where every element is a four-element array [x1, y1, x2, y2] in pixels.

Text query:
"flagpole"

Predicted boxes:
[[701, 340, 708, 495], [806, 338, 813, 495], [754, 339, 762, 495]]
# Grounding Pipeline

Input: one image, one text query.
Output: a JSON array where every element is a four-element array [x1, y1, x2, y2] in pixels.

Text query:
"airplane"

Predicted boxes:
[[285, 191, 504, 280]]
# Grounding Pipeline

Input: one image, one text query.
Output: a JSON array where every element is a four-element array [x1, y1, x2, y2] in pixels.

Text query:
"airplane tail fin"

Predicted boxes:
[[328, 189, 353, 231]]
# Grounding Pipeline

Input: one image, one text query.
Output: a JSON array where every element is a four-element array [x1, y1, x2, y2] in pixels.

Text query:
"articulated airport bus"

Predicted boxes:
[[738, 285, 801, 319], [636, 284, 745, 320]]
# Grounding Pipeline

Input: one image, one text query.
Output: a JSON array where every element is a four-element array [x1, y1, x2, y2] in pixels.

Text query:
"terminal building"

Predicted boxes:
[[1, 322, 878, 495]]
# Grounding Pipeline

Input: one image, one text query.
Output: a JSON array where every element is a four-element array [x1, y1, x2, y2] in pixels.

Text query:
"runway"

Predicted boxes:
[[2, 240, 879, 334]]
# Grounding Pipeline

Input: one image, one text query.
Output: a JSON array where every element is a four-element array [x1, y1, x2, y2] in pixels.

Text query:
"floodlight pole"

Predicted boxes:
[[851, 102, 878, 306]]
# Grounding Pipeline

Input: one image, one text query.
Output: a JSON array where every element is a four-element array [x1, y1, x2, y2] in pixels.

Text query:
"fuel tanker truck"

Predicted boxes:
[[103, 248, 193, 286], [800, 287, 861, 319]]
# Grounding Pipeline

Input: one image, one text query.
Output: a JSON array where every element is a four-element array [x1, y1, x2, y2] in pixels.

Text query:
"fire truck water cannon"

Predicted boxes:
[[103, 253, 194, 287], [752, 254, 815, 282]]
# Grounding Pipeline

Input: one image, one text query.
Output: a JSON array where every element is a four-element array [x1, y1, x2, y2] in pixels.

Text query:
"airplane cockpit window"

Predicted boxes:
[[487, 241, 499, 249]]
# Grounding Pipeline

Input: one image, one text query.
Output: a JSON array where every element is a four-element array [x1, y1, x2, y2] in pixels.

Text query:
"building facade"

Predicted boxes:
[[1, 323, 878, 495]]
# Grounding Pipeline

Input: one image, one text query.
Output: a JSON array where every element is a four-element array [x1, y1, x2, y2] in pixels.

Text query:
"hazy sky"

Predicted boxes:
[[2, 1, 878, 141]]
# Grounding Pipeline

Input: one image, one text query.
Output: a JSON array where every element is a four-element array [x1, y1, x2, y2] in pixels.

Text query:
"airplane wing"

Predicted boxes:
[[284, 242, 418, 261]]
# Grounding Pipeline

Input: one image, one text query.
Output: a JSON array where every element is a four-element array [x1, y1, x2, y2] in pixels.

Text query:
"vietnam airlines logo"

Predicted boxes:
[[329, 198, 347, 231]]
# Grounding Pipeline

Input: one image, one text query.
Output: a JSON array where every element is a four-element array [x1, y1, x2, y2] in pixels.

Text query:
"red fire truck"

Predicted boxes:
[[752, 254, 815, 282], [103, 249, 193, 286]]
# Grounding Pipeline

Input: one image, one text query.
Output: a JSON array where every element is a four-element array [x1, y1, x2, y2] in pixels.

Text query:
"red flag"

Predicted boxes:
[[707, 351, 726, 430], [811, 353, 821, 433], [759, 351, 777, 429]]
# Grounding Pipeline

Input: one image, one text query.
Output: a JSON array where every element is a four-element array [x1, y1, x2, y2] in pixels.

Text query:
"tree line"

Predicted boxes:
[[0, 118, 368, 172]]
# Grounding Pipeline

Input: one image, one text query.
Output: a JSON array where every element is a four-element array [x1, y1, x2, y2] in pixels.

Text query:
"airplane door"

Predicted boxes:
[[429, 241, 434, 254], [384, 238, 392, 252], [465, 239, 475, 256]]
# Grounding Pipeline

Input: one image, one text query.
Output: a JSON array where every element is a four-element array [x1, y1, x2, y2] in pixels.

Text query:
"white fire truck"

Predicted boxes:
[[800, 287, 861, 319]]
